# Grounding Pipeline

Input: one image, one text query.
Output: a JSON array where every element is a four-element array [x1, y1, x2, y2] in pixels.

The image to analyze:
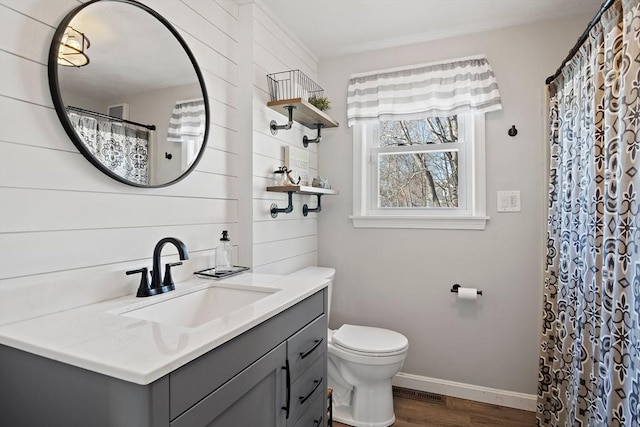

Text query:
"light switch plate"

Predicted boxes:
[[497, 190, 521, 212]]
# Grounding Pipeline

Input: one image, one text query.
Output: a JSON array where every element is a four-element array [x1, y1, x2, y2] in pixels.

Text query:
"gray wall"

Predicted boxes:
[[316, 15, 591, 395]]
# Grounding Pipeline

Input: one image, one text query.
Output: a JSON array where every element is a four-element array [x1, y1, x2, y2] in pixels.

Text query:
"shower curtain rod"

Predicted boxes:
[[545, 0, 615, 85], [66, 106, 157, 131]]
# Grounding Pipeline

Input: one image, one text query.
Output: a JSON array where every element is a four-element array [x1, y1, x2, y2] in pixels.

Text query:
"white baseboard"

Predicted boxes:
[[392, 372, 537, 412]]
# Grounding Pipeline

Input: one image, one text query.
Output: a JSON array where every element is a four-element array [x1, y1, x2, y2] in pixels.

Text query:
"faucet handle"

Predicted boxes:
[[126, 267, 152, 297], [162, 262, 183, 288]]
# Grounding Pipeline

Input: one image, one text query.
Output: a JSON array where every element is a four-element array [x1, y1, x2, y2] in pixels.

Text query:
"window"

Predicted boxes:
[[346, 55, 500, 229], [351, 113, 488, 229]]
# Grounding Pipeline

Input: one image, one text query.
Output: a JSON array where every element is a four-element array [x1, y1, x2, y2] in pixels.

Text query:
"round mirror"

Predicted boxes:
[[48, 0, 210, 187]]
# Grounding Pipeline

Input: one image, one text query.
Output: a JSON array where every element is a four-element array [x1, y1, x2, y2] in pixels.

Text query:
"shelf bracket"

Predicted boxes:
[[270, 191, 294, 218], [270, 106, 295, 135], [303, 124, 323, 147], [303, 194, 322, 216]]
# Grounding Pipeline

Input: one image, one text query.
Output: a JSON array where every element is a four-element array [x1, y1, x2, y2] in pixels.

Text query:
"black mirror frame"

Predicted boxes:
[[48, 0, 210, 188]]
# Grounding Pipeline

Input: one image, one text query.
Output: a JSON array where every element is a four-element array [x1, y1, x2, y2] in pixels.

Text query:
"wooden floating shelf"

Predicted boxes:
[[267, 98, 339, 129], [266, 185, 338, 217], [266, 185, 338, 196]]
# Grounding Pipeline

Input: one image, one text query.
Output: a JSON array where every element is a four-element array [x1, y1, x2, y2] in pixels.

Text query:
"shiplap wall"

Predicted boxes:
[[246, 1, 321, 274], [0, 0, 321, 326]]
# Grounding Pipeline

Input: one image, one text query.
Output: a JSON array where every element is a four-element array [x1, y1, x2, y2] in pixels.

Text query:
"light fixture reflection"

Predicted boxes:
[[58, 26, 90, 67]]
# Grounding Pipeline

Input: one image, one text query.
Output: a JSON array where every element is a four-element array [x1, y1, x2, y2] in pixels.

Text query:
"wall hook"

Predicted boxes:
[[303, 124, 323, 147], [270, 105, 295, 135], [508, 125, 518, 137]]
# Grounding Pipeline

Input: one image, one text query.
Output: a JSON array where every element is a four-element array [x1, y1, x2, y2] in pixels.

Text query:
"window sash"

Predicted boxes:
[[367, 116, 469, 215], [350, 113, 487, 230]]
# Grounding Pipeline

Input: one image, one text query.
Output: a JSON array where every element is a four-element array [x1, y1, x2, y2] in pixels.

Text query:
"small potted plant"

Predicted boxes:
[[308, 95, 331, 111]]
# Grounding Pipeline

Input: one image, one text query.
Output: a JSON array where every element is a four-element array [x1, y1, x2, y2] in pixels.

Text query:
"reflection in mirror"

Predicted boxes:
[[49, 0, 209, 187]]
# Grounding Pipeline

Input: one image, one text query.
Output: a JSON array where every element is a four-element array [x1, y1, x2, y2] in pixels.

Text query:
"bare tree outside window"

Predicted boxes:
[[378, 116, 459, 208]]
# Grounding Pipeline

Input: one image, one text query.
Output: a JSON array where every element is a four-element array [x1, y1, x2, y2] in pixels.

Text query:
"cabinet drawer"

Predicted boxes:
[[170, 290, 324, 420], [293, 392, 325, 427], [288, 314, 327, 380], [288, 354, 325, 426]]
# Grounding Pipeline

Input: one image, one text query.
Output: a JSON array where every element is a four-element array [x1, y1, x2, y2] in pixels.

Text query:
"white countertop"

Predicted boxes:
[[0, 273, 328, 385]]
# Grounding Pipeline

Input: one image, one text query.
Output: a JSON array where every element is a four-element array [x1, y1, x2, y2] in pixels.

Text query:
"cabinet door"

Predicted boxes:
[[171, 342, 287, 427]]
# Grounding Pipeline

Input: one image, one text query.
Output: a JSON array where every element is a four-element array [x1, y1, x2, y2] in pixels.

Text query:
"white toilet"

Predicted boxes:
[[289, 267, 408, 427]]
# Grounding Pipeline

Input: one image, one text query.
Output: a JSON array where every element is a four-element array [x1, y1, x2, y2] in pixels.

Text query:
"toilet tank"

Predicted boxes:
[[288, 267, 335, 320]]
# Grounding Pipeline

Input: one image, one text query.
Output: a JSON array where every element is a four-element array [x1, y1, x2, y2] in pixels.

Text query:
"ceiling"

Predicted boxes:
[[260, 0, 604, 58]]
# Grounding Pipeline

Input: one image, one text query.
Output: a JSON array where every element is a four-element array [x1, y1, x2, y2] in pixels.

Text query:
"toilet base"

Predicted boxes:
[[332, 404, 395, 427]]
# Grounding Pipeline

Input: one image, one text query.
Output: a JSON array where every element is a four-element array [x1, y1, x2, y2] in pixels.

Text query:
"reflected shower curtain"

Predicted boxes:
[[68, 112, 150, 185], [538, 1, 639, 426]]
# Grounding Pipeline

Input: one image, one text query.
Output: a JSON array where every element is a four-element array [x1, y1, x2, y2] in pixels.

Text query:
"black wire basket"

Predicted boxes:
[[267, 70, 324, 102]]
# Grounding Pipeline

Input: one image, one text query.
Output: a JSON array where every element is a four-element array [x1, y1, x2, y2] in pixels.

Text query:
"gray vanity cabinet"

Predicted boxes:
[[0, 289, 328, 427]]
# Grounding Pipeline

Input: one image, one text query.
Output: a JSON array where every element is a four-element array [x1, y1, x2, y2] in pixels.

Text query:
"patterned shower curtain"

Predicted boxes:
[[537, 1, 639, 426], [68, 111, 150, 185]]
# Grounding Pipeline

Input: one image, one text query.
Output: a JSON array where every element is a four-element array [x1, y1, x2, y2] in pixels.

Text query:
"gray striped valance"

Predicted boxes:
[[167, 99, 206, 143], [347, 55, 502, 127]]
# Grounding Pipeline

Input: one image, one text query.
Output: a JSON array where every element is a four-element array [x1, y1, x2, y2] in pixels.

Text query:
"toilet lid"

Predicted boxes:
[[332, 324, 408, 354]]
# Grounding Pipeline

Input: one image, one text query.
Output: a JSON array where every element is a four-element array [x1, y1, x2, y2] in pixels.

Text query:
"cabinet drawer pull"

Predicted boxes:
[[299, 338, 323, 360], [299, 377, 323, 405], [313, 415, 323, 425], [281, 360, 291, 419]]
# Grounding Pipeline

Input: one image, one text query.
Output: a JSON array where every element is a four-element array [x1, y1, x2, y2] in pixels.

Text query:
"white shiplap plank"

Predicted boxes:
[[214, 0, 239, 20], [0, 142, 239, 199], [203, 68, 238, 109], [183, 0, 239, 42], [0, 0, 79, 28], [0, 52, 50, 107], [253, 151, 284, 179], [253, 19, 316, 81], [0, 187, 238, 233], [0, 5, 53, 64], [208, 124, 238, 154], [0, 99, 71, 151], [251, 251, 317, 275], [141, 0, 238, 64], [0, 248, 216, 325], [252, 2, 317, 75], [253, 234, 317, 267], [197, 147, 239, 177], [253, 218, 317, 244], [253, 39, 290, 81], [210, 98, 239, 130], [251, 127, 319, 168], [180, 31, 238, 86], [0, 223, 238, 280]]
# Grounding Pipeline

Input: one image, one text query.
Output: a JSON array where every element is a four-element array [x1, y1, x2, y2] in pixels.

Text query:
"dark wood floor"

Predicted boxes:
[[333, 394, 537, 427]]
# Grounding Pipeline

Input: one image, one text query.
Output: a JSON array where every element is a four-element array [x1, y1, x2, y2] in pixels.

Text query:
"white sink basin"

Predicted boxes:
[[118, 285, 278, 328]]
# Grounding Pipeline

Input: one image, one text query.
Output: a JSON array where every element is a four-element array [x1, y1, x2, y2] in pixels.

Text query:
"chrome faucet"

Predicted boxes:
[[126, 237, 189, 297]]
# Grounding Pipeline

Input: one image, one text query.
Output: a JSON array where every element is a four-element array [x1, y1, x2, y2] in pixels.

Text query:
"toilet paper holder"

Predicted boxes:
[[450, 284, 483, 296]]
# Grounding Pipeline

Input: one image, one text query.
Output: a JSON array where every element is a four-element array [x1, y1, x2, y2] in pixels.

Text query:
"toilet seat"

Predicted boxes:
[[332, 324, 408, 356]]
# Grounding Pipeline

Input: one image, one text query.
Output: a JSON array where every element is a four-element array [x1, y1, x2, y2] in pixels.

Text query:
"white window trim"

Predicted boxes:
[[350, 114, 489, 230]]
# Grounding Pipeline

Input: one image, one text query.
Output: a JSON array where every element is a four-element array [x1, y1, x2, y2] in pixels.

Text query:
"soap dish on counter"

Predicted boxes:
[[194, 266, 250, 280]]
